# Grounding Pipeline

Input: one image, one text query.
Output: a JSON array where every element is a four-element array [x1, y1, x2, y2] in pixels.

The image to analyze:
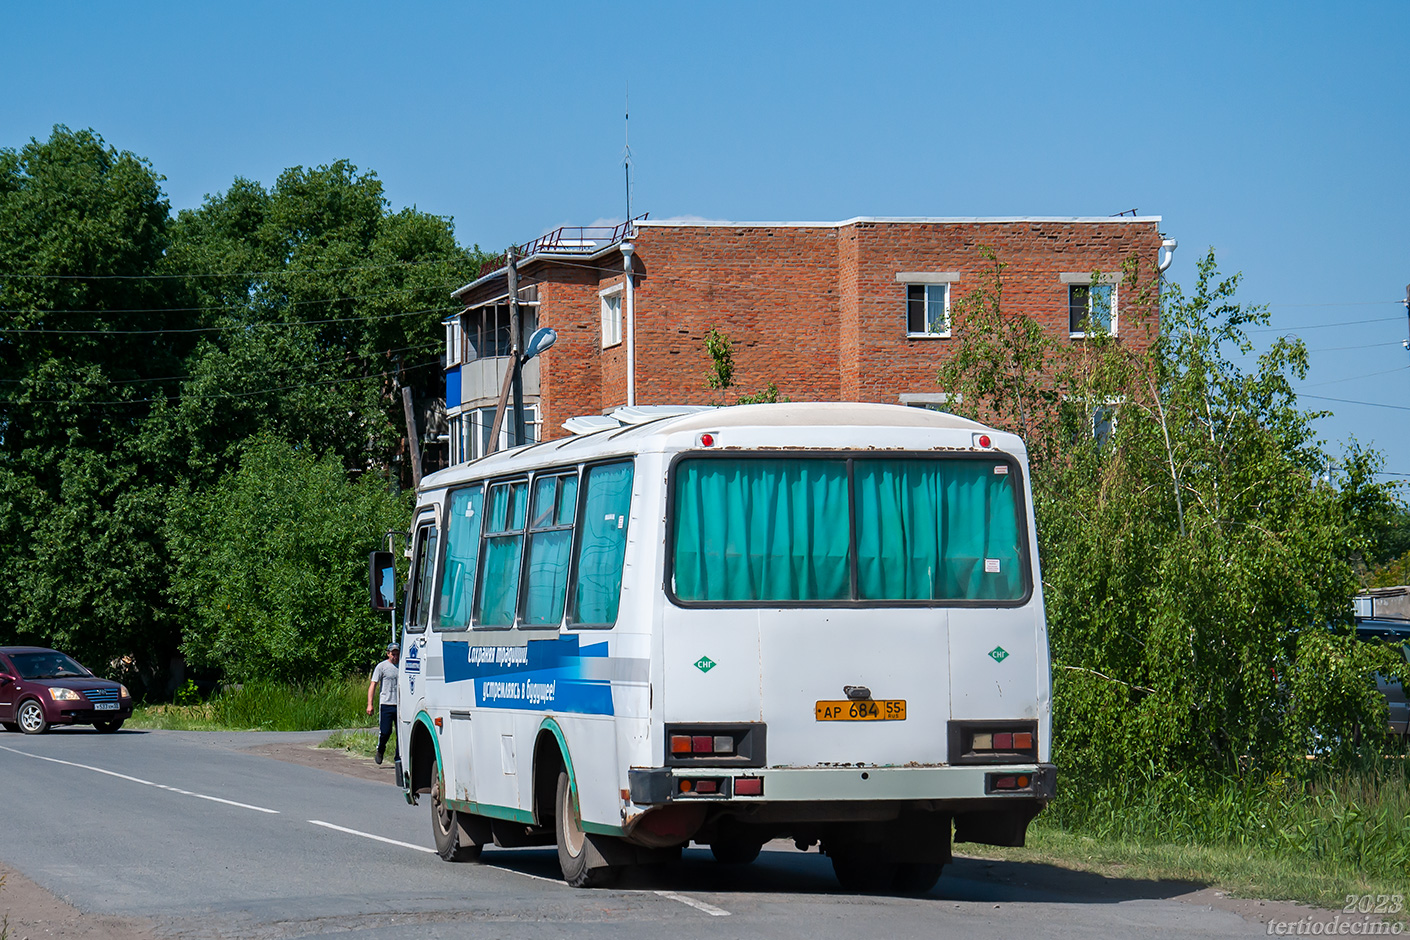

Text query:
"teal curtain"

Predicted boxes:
[[571, 462, 634, 624], [854, 459, 1022, 600], [477, 481, 526, 626], [524, 474, 578, 627], [672, 458, 850, 602], [437, 486, 483, 629]]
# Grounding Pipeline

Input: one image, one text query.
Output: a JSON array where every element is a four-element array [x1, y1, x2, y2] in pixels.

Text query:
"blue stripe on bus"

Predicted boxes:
[[442, 634, 617, 716]]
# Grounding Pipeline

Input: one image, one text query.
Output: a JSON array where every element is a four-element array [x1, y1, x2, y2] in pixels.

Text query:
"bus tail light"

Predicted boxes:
[[948, 721, 1039, 764], [677, 777, 730, 796], [733, 776, 763, 796], [663, 724, 765, 766], [986, 772, 1034, 793]]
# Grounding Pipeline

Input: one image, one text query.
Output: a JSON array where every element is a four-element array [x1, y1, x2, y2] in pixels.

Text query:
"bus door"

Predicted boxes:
[[400, 517, 438, 764]]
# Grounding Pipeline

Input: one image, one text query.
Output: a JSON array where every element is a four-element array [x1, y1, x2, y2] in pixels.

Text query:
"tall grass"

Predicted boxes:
[[1043, 761, 1410, 888], [128, 676, 373, 732]]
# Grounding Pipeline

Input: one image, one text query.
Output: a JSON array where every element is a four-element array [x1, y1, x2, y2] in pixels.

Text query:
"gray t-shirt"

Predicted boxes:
[[371, 659, 398, 707]]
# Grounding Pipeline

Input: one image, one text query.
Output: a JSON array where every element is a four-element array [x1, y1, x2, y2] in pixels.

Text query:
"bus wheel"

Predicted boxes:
[[555, 771, 619, 888], [431, 770, 483, 862], [709, 839, 762, 865], [891, 862, 943, 895]]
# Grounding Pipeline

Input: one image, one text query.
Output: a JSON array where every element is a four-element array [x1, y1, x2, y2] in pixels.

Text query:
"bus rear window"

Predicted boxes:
[[670, 455, 1025, 604]]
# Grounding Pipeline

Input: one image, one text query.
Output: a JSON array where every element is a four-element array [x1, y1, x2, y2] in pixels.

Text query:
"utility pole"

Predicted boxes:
[[487, 247, 524, 455], [1403, 284, 1409, 359], [508, 251, 526, 448], [400, 385, 423, 488]]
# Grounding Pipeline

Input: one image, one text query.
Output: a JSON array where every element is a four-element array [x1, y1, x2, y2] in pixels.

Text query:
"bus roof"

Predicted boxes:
[[419, 402, 1012, 492]]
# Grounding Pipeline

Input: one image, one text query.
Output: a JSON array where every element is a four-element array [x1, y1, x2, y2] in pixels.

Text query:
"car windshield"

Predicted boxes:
[[9, 652, 91, 679]]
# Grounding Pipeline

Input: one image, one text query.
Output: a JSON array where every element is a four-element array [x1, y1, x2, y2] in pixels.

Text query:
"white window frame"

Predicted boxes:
[[600, 285, 624, 349], [468, 403, 542, 460], [445, 316, 463, 366], [896, 272, 959, 339], [1061, 273, 1119, 338]]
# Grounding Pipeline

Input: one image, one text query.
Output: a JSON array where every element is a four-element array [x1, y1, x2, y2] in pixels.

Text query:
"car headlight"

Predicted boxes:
[[119, 684, 130, 699], [49, 687, 82, 701]]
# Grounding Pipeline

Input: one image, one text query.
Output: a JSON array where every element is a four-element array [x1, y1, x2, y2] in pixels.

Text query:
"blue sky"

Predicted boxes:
[[5, 1, 1408, 479]]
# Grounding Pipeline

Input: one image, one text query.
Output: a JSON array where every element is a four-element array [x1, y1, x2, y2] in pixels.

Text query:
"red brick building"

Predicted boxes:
[[442, 216, 1171, 463]]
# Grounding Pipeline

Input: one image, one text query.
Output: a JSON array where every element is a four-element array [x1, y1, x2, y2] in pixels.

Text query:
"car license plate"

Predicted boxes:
[[815, 700, 906, 721], [94, 702, 119, 711]]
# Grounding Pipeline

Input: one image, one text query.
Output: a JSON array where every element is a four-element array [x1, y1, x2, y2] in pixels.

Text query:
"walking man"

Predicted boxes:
[[366, 642, 399, 765]]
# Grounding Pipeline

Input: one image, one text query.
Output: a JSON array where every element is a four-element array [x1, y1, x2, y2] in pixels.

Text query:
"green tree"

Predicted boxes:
[[939, 248, 1402, 780], [0, 127, 190, 674], [167, 434, 411, 683], [158, 161, 490, 485], [702, 327, 784, 404]]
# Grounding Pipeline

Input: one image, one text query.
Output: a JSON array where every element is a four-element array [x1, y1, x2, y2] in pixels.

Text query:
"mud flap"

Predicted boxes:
[[953, 803, 1042, 847], [580, 831, 638, 871]]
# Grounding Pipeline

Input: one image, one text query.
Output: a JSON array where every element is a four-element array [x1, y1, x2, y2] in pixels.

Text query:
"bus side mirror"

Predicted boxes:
[[369, 551, 396, 611]]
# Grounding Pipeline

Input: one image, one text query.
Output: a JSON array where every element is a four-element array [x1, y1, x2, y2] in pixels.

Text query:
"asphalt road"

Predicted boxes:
[[0, 727, 1284, 939]]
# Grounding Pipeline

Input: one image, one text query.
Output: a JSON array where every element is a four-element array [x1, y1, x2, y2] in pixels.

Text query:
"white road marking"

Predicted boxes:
[[482, 864, 565, 885], [651, 889, 731, 916], [0, 744, 280, 814], [307, 819, 436, 853]]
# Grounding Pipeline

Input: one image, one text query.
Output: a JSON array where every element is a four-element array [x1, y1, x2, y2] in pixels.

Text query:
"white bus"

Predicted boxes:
[[384, 402, 1054, 892]]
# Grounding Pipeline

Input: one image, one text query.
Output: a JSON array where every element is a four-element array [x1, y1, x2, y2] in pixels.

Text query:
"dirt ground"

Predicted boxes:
[[0, 739, 1382, 938]]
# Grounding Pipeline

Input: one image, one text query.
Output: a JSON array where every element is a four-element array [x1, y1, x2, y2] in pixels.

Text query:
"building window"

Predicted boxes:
[[445, 316, 463, 366], [906, 283, 950, 337], [463, 296, 539, 360], [1092, 403, 1115, 447], [466, 404, 541, 461], [1065, 279, 1117, 337], [448, 414, 463, 464], [896, 272, 959, 338], [899, 392, 961, 413], [601, 286, 623, 348]]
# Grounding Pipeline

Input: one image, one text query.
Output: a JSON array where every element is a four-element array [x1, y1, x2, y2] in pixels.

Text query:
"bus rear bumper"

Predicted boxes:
[[628, 763, 1056, 806]]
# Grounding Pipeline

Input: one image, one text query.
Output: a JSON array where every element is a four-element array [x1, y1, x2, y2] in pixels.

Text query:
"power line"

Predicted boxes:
[[0, 257, 478, 281], [0, 283, 464, 317], [0, 304, 460, 335], [1247, 315, 1405, 333], [1296, 365, 1409, 389], [1300, 393, 1410, 413], [0, 340, 441, 388], [2, 359, 440, 407], [1305, 341, 1406, 353]]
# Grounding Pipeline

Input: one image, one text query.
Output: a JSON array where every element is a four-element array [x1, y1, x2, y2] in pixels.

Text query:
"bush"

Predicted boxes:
[[166, 434, 410, 683], [131, 676, 371, 731]]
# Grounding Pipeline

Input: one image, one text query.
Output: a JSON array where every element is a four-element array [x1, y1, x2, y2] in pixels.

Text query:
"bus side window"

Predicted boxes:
[[405, 523, 439, 632], [522, 472, 578, 627], [476, 480, 528, 627], [436, 485, 483, 631], [569, 461, 634, 627]]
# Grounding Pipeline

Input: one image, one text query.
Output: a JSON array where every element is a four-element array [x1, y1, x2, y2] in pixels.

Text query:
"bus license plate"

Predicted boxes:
[[815, 700, 906, 721]]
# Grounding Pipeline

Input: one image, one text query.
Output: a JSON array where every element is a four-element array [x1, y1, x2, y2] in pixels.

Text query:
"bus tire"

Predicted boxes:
[[555, 771, 619, 888], [431, 769, 483, 862], [891, 862, 943, 895], [709, 839, 762, 865]]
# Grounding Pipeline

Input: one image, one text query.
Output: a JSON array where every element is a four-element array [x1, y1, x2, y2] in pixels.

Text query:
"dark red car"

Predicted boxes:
[[0, 647, 133, 734]]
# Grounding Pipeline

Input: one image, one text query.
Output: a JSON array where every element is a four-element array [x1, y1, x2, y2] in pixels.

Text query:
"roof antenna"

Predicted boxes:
[[624, 82, 632, 223]]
